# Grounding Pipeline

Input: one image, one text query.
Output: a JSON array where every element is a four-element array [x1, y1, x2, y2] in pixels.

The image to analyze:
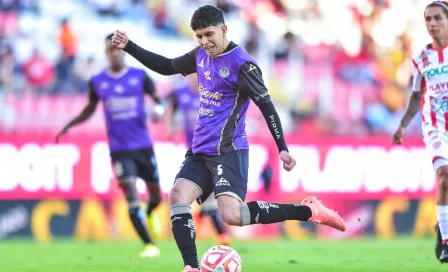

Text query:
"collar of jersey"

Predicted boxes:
[[105, 66, 130, 78], [426, 43, 448, 51], [211, 41, 239, 58]]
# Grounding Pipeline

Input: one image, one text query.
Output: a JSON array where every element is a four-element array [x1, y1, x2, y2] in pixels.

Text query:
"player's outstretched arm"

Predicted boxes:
[[392, 91, 422, 145], [164, 91, 178, 138], [236, 62, 296, 171], [112, 30, 197, 76], [142, 73, 165, 122], [56, 82, 99, 143]]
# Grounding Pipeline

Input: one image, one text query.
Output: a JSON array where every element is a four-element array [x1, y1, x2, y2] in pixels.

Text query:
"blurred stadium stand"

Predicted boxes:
[[0, 0, 434, 137]]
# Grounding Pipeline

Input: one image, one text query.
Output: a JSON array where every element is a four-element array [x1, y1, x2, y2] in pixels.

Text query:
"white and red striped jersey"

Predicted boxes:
[[412, 44, 448, 133]]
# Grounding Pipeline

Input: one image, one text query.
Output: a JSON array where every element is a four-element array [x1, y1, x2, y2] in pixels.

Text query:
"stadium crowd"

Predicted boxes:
[[0, 0, 434, 136]]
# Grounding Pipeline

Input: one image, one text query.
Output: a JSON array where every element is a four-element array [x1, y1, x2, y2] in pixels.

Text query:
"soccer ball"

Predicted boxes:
[[200, 245, 242, 272]]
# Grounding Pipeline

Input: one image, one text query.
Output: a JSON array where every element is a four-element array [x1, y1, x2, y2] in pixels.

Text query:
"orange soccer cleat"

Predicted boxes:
[[301, 196, 346, 232]]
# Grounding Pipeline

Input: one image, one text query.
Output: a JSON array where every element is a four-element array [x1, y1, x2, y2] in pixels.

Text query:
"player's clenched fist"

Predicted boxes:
[[392, 126, 404, 145], [280, 150, 296, 172], [111, 30, 129, 49]]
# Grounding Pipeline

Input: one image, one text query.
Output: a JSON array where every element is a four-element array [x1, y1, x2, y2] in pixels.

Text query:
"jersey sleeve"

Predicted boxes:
[[172, 47, 200, 76], [236, 61, 270, 106], [236, 61, 288, 152], [123, 40, 178, 75], [411, 59, 426, 92], [143, 73, 156, 95]]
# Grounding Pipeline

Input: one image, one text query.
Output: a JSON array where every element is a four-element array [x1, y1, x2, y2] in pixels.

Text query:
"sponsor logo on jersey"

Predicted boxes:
[[423, 65, 448, 80]]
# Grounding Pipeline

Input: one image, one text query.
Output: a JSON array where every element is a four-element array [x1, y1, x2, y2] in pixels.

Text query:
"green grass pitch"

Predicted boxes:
[[1, 237, 447, 271]]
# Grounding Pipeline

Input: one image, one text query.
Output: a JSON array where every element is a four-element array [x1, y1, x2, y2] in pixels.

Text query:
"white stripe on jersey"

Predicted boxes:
[[412, 44, 448, 133]]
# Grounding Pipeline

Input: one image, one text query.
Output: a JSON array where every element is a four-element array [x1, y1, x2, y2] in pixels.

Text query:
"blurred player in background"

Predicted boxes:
[[56, 33, 163, 259], [112, 5, 346, 271], [165, 74, 231, 246], [392, 1, 448, 263]]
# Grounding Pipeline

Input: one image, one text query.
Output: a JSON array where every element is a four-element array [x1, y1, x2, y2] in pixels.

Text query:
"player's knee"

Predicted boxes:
[[169, 185, 183, 205], [169, 178, 202, 205], [118, 178, 134, 189], [169, 180, 194, 205]]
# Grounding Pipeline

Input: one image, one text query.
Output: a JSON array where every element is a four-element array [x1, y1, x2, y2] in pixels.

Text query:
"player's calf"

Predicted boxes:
[[146, 182, 162, 216], [217, 195, 345, 232], [169, 179, 202, 269], [217, 195, 312, 226], [240, 200, 313, 225], [216, 195, 242, 226], [119, 179, 155, 245], [146, 183, 162, 241]]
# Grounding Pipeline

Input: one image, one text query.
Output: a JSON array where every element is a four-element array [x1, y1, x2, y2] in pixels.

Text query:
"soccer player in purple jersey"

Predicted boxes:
[[56, 34, 163, 259], [112, 5, 346, 271], [165, 75, 200, 148], [166, 75, 232, 246]]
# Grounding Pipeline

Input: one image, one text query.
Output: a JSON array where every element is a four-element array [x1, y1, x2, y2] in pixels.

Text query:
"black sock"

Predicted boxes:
[[171, 212, 199, 268], [146, 200, 160, 216], [245, 201, 312, 224], [208, 210, 226, 234], [129, 207, 152, 244]]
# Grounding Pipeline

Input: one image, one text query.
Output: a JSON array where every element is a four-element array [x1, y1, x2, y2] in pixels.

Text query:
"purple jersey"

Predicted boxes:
[[90, 67, 156, 152], [124, 39, 288, 155], [170, 84, 199, 148], [172, 42, 270, 155]]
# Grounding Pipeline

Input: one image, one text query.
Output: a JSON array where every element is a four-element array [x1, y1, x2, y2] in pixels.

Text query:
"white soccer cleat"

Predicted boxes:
[[139, 244, 160, 259]]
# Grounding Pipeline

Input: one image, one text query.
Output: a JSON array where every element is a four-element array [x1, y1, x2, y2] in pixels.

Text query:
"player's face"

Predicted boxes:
[[195, 25, 227, 57], [425, 7, 448, 40], [106, 40, 125, 68]]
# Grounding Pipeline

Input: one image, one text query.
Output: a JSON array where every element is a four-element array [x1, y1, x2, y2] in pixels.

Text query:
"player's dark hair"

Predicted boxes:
[[190, 5, 225, 31], [426, 1, 448, 18], [105, 33, 114, 41]]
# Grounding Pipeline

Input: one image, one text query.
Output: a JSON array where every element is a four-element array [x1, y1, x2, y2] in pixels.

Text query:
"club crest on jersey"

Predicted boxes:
[[128, 77, 139, 86], [434, 141, 441, 150], [423, 57, 431, 68], [419, 50, 432, 59], [219, 66, 230, 78]]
